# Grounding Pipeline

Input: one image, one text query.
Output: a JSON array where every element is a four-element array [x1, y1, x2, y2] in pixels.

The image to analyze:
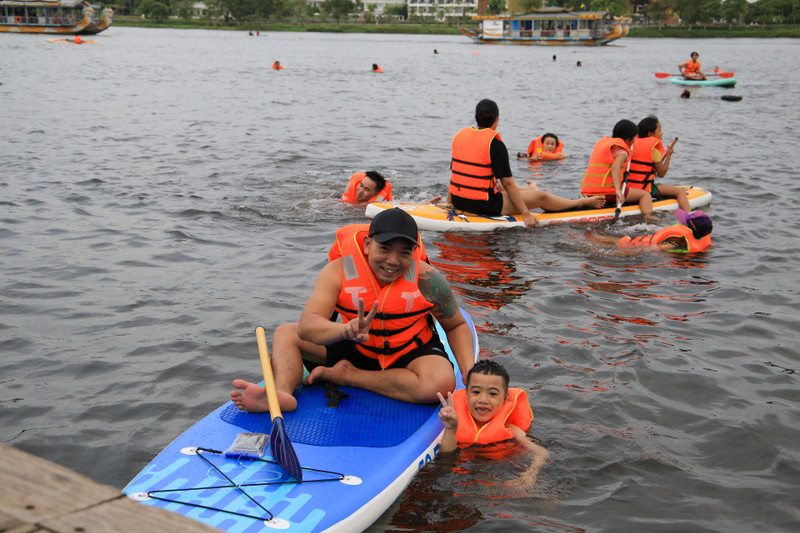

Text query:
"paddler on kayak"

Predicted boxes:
[[679, 52, 706, 81], [231, 208, 476, 412], [449, 99, 604, 228]]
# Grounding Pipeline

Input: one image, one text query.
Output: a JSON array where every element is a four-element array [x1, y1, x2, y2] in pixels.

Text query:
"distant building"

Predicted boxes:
[[406, 0, 482, 19]]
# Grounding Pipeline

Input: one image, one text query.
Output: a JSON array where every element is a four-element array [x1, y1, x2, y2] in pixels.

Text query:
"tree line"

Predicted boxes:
[[123, 0, 800, 26]]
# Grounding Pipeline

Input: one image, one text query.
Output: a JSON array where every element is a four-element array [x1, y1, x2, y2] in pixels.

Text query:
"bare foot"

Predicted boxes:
[[427, 196, 443, 204], [525, 180, 539, 190], [579, 196, 606, 209], [231, 379, 298, 413], [305, 359, 357, 387]]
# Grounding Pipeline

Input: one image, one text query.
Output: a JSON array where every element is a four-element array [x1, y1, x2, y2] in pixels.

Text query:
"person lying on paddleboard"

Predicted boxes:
[[339, 171, 393, 204], [231, 208, 476, 412], [630, 116, 690, 212], [679, 52, 706, 81], [591, 209, 713, 253], [449, 99, 604, 228], [517, 132, 571, 161], [437, 360, 549, 485]]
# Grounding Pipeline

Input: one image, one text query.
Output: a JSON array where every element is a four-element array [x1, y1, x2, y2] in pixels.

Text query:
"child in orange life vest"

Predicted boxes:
[[631, 116, 690, 212], [516, 133, 571, 161], [436, 360, 549, 482], [272, 60, 283, 70], [616, 208, 713, 253], [581, 119, 655, 216]]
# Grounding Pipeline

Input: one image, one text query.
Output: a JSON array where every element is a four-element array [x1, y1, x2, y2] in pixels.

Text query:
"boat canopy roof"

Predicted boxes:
[[474, 9, 611, 21]]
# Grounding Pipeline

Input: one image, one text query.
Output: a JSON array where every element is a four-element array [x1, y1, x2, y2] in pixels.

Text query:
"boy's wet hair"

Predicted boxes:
[[637, 115, 659, 138], [365, 170, 386, 191], [467, 359, 509, 390], [612, 119, 638, 141]]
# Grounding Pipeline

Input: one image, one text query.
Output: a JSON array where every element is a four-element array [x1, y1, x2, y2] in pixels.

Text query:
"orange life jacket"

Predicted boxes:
[[373, 65, 383, 73], [685, 59, 700, 75], [453, 387, 533, 446], [627, 137, 663, 192], [449, 127, 501, 201], [329, 225, 434, 368], [339, 173, 393, 204], [74, 35, 83, 44], [580, 137, 632, 196], [272, 62, 283, 70], [526, 136, 565, 160], [617, 224, 712, 253]]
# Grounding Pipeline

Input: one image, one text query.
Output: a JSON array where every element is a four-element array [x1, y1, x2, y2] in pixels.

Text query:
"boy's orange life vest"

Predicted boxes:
[[526, 136, 565, 160], [581, 137, 632, 196], [339, 173, 393, 204], [685, 59, 700, 75], [628, 137, 664, 192], [328, 224, 434, 368], [449, 128, 501, 201], [452, 387, 533, 446], [617, 224, 712, 253], [272, 62, 283, 70]]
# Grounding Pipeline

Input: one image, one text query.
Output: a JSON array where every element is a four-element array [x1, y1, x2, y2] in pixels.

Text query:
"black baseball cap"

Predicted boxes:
[[368, 208, 419, 245]]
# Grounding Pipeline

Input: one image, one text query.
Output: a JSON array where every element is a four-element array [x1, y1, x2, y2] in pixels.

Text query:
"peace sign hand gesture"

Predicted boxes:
[[437, 391, 458, 429], [343, 297, 378, 343]]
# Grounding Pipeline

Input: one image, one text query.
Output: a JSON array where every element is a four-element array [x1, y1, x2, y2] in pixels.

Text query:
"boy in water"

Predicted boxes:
[[616, 208, 713, 253], [436, 360, 549, 483]]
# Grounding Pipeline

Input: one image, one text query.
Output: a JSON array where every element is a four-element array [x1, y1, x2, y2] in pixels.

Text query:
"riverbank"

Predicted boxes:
[[112, 17, 799, 38]]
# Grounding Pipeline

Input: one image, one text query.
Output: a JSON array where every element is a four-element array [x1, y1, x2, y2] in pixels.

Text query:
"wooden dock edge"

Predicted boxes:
[[0, 443, 220, 532]]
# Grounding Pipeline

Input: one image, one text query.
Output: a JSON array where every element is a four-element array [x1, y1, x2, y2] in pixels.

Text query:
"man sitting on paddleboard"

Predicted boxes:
[[449, 99, 604, 228], [339, 171, 393, 204], [231, 208, 476, 412]]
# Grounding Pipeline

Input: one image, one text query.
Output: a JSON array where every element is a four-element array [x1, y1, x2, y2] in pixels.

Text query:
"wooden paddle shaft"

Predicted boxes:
[[255, 326, 282, 422]]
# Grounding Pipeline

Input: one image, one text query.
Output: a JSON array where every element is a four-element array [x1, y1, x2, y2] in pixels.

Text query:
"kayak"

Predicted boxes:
[[124, 309, 479, 533], [669, 77, 736, 87], [45, 38, 97, 44], [365, 186, 712, 233]]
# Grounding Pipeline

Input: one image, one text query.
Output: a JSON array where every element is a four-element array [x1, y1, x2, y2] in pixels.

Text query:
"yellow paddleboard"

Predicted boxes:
[[365, 186, 712, 232]]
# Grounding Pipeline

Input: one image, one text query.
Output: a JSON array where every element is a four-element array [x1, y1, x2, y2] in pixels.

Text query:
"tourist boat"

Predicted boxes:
[[80, 4, 112, 34], [0, 0, 111, 35], [461, 7, 629, 46]]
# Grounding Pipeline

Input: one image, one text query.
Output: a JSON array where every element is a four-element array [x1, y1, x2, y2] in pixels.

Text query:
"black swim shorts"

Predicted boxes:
[[307, 332, 451, 373]]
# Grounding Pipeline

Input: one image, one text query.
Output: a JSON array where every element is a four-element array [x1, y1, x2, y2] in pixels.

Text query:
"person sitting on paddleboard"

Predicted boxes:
[[339, 171, 393, 204], [679, 52, 706, 81], [581, 119, 658, 219], [231, 208, 476, 412], [630, 116, 690, 213], [516, 132, 570, 161], [437, 360, 549, 485], [449, 99, 604, 228]]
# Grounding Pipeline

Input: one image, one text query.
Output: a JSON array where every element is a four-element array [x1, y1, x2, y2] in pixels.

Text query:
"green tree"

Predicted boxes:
[[487, 0, 506, 15], [173, 0, 194, 20], [320, 0, 356, 22], [384, 2, 408, 18], [676, 0, 721, 23], [721, 0, 747, 23], [517, 0, 542, 13], [589, 0, 632, 16], [138, 0, 171, 21]]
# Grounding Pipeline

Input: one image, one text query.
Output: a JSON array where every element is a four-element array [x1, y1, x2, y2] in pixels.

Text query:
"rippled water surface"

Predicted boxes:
[[2, 28, 799, 532]]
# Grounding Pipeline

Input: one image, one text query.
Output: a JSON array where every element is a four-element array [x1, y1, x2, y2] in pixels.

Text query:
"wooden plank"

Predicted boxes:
[[0, 444, 219, 533], [39, 496, 220, 533], [0, 444, 119, 523]]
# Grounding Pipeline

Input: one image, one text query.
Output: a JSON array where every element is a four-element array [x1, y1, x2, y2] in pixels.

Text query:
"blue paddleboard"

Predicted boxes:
[[125, 309, 478, 532]]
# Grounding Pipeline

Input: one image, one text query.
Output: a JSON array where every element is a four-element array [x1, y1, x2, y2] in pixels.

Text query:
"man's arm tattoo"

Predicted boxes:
[[419, 268, 458, 319]]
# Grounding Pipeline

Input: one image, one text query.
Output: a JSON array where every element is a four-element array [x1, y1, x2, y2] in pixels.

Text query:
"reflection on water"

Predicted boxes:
[[430, 232, 532, 314]]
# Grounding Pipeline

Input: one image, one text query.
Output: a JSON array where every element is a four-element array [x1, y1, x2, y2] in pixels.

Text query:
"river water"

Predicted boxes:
[[2, 27, 799, 532]]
